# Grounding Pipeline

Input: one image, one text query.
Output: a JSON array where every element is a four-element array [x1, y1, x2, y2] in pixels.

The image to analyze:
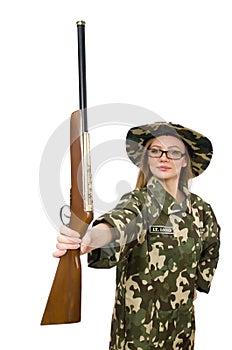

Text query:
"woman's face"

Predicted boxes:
[[147, 135, 187, 183]]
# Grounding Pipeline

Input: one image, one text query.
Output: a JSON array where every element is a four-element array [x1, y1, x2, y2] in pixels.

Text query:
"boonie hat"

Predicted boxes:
[[126, 122, 213, 177]]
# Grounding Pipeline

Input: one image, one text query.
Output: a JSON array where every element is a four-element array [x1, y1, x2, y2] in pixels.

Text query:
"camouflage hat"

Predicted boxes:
[[126, 122, 213, 177]]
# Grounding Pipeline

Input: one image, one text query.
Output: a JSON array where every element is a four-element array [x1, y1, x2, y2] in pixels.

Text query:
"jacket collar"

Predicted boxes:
[[146, 177, 192, 215]]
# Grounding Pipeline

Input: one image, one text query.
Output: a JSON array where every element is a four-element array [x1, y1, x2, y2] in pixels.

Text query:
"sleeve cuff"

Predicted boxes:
[[196, 286, 210, 294]]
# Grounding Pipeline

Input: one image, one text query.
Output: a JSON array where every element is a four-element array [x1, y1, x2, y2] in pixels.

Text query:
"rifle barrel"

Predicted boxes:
[[77, 21, 88, 132]]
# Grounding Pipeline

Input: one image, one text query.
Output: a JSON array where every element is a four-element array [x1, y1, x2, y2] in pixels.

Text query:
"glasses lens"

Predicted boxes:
[[167, 150, 182, 159], [148, 149, 162, 158]]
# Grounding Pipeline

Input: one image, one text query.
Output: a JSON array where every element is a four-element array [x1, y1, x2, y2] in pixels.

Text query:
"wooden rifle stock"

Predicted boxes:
[[41, 21, 93, 325]]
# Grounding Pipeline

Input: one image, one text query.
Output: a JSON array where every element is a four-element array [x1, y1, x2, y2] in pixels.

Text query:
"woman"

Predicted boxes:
[[54, 122, 220, 350]]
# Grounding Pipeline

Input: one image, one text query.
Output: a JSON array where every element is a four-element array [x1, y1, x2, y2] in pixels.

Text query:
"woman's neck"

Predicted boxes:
[[158, 178, 185, 203]]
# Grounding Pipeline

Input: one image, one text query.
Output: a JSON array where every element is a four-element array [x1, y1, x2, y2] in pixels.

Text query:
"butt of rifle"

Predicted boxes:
[[41, 249, 82, 325]]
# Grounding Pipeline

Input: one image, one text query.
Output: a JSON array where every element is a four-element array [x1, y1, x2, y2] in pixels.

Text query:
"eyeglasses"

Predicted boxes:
[[147, 148, 186, 160]]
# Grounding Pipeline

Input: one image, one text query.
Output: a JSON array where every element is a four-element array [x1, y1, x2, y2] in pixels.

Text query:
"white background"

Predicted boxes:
[[0, 0, 231, 349]]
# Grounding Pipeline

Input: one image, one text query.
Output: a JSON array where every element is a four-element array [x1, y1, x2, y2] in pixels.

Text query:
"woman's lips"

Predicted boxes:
[[158, 166, 171, 171]]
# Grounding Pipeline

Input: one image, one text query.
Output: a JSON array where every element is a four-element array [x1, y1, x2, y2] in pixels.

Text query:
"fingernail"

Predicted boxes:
[[81, 245, 86, 253]]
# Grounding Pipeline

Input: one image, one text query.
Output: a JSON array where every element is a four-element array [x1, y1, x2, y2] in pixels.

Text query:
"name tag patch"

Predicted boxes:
[[149, 225, 174, 234]]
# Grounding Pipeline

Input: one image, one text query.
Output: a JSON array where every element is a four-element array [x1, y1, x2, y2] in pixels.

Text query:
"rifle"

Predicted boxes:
[[41, 20, 93, 325]]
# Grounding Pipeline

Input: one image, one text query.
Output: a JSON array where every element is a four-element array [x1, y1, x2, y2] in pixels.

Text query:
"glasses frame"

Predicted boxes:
[[147, 148, 186, 160]]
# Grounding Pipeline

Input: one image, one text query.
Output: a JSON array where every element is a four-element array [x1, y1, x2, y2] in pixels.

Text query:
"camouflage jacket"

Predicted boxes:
[[88, 178, 220, 350]]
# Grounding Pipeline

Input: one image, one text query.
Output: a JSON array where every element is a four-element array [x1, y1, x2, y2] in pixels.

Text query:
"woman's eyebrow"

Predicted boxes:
[[149, 144, 183, 150]]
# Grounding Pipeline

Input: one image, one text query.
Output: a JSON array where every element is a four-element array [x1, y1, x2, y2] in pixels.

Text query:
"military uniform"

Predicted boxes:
[[88, 178, 220, 350]]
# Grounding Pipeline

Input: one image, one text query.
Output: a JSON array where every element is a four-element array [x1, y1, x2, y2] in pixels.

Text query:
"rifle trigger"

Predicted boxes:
[[60, 205, 71, 226]]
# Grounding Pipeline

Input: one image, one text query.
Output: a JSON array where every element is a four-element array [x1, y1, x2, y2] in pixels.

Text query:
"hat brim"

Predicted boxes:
[[126, 122, 213, 177]]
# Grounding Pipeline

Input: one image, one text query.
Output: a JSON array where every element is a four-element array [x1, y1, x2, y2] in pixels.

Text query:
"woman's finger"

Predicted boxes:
[[56, 242, 80, 251], [57, 233, 81, 244], [52, 249, 67, 258], [59, 225, 81, 238]]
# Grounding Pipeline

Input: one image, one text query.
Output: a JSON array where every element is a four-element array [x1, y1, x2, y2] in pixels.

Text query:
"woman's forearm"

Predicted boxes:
[[88, 223, 114, 250]]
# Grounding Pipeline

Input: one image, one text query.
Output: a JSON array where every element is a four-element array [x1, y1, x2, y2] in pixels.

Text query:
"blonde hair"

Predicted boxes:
[[135, 138, 193, 190], [135, 139, 154, 189]]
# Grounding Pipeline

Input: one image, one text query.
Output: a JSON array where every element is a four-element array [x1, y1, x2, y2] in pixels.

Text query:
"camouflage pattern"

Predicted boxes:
[[88, 178, 220, 350], [126, 122, 213, 177]]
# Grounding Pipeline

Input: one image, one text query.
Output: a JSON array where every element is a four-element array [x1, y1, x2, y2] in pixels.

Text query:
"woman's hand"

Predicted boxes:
[[53, 223, 113, 258], [53, 225, 93, 258]]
